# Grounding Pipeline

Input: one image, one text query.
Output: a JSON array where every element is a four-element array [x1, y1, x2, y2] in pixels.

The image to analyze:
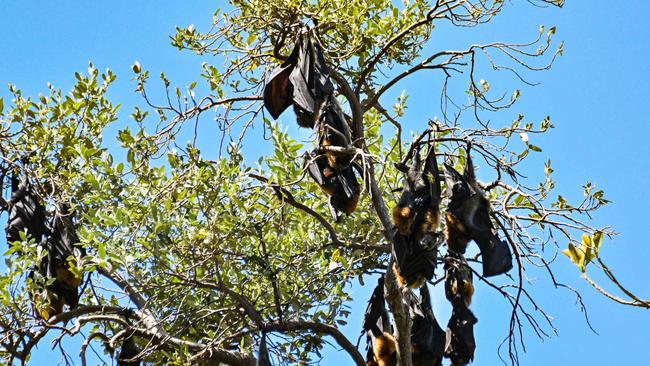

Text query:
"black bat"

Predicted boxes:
[[392, 144, 442, 238], [391, 144, 442, 288], [444, 305, 477, 366], [263, 33, 334, 128], [444, 253, 474, 308], [258, 331, 272, 366], [305, 149, 360, 220], [5, 174, 47, 246], [316, 94, 354, 170], [408, 284, 445, 366], [117, 334, 141, 366], [47, 203, 85, 306], [443, 146, 513, 277], [31, 203, 84, 320], [362, 276, 397, 366]]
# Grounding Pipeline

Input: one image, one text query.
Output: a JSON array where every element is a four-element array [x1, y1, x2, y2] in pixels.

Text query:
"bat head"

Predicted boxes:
[[444, 254, 474, 308], [393, 145, 442, 235], [443, 150, 491, 238]]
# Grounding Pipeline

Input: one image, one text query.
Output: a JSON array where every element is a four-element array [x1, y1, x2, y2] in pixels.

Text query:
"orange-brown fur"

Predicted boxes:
[[447, 267, 474, 307], [33, 291, 65, 320], [372, 333, 397, 366], [392, 206, 414, 235], [463, 280, 474, 307], [32, 265, 82, 320], [392, 263, 426, 289], [56, 266, 82, 288], [343, 191, 360, 214], [414, 209, 439, 242], [445, 212, 470, 254]]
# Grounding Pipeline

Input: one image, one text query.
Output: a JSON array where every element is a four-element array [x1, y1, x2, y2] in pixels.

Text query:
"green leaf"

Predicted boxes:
[[562, 243, 585, 272], [592, 231, 604, 256], [331, 249, 342, 262]]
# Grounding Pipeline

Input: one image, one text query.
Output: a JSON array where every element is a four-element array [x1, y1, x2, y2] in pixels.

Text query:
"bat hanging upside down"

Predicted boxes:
[[5, 174, 47, 246], [117, 333, 141, 366], [391, 143, 443, 288], [30, 203, 85, 320], [263, 33, 334, 129], [363, 276, 397, 366], [443, 253, 477, 366], [407, 283, 446, 366], [265, 32, 360, 218], [305, 149, 360, 220], [443, 145, 513, 277]]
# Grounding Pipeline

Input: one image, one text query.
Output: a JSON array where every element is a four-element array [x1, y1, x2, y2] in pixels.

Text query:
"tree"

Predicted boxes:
[[0, 0, 647, 365]]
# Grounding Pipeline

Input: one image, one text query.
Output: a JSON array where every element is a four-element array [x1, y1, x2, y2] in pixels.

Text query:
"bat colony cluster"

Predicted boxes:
[[2, 173, 140, 366], [264, 32, 514, 365], [1, 30, 513, 366]]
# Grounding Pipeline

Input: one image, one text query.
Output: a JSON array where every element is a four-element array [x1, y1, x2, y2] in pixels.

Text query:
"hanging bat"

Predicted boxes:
[[391, 144, 442, 288], [444, 253, 474, 308], [316, 95, 354, 170], [32, 203, 84, 320], [258, 331, 272, 366], [263, 33, 334, 128], [5, 174, 47, 246], [408, 284, 445, 366], [392, 144, 441, 239], [362, 276, 397, 366], [305, 149, 360, 220], [443, 146, 513, 277], [444, 305, 477, 366], [117, 334, 141, 366]]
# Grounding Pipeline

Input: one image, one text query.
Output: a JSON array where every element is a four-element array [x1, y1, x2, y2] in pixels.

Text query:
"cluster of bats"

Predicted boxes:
[[2, 29, 514, 366], [362, 142, 513, 366], [2, 172, 140, 365], [263, 32, 514, 365], [264, 32, 361, 221]]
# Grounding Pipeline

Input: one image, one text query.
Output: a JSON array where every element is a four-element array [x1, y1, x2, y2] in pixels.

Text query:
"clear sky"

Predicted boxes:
[[1, 1, 649, 365]]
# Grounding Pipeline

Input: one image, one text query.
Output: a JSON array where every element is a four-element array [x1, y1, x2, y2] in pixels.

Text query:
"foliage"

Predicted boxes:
[[1, 1, 646, 366]]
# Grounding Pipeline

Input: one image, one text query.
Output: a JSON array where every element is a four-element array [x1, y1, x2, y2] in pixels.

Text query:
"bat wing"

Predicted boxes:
[[263, 38, 301, 119], [50, 204, 82, 261], [410, 284, 445, 365], [443, 163, 473, 213], [362, 276, 388, 338], [465, 202, 513, 277], [263, 65, 294, 119], [6, 176, 47, 245], [289, 35, 334, 117], [473, 231, 513, 277], [336, 165, 358, 199], [391, 233, 411, 277], [304, 151, 326, 186], [423, 143, 442, 207], [463, 145, 477, 185]]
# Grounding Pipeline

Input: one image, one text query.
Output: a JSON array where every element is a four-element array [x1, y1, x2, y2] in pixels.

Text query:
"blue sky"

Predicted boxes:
[[1, 1, 649, 365]]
